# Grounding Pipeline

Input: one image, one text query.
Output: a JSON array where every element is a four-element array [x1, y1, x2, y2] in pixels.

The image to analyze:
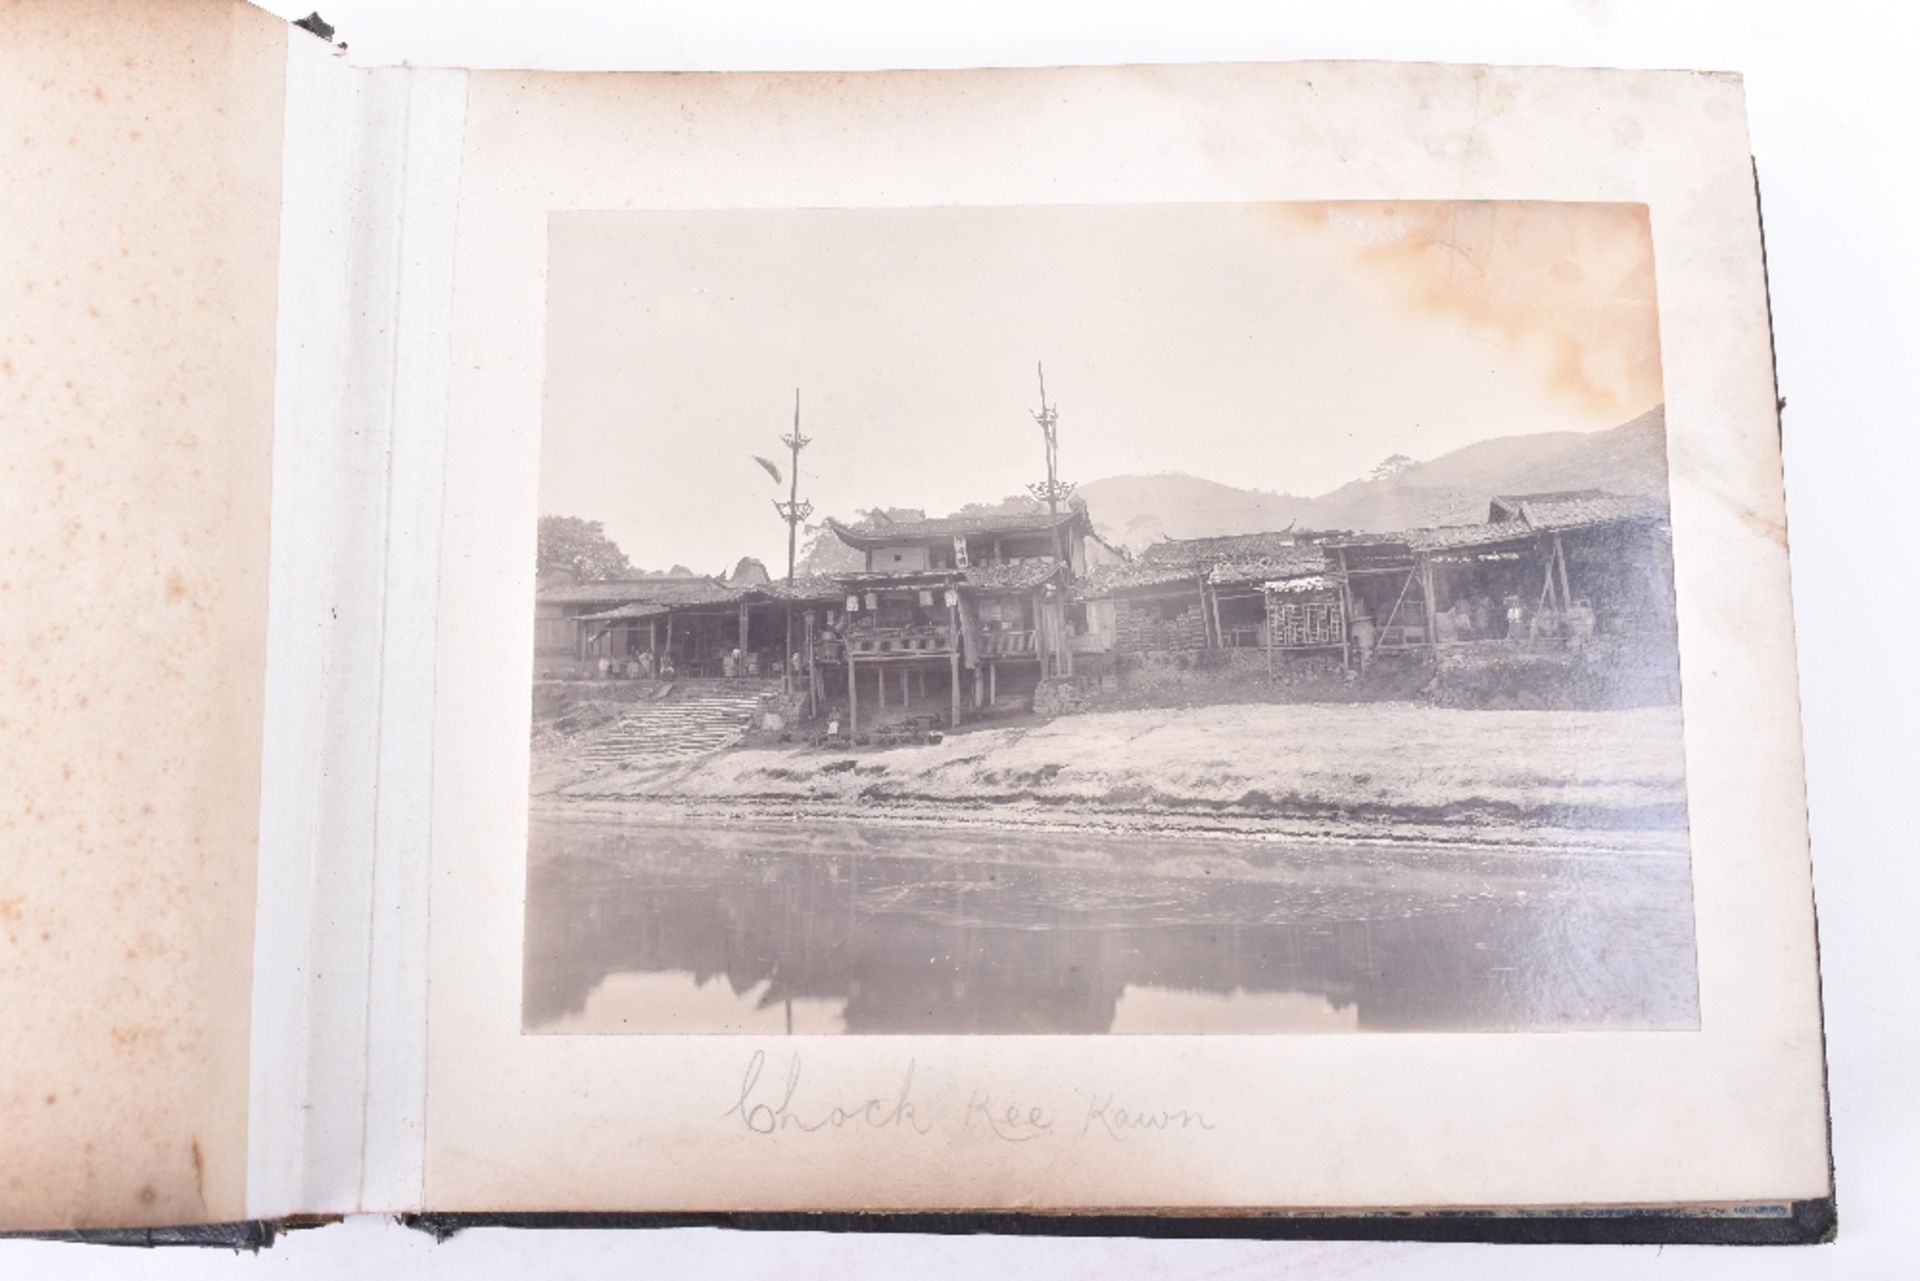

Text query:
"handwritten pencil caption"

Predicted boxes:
[[723, 1050, 1217, 1142]]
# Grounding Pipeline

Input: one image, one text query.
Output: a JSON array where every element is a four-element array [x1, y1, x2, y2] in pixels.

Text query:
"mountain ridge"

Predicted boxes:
[[1077, 405, 1668, 549]]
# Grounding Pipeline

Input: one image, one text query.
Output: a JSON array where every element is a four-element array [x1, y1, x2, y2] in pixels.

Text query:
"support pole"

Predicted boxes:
[[949, 599, 963, 726], [1058, 591, 1074, 675], [804, 610, 820, 714], [1265, 588, 1275, 677], [1032, 589, 1047, 676], [848, 657, 858, 737], [1554, 533, 1573, 607], [1206, 579, 1225, 650], [1421, 556, 1439, 647], [989, 663, 997, 705], [1379, 567, 1416, 643], [737, 599, 750, 677], [1336, 548, 1353, 673]]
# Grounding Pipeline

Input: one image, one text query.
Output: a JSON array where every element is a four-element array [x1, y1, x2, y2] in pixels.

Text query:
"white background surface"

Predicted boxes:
[[10, 0, 1913, 1275]]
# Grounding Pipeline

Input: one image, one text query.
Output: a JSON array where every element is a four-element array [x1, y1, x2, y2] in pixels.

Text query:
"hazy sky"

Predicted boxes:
[[541, 202, 1662, 573]]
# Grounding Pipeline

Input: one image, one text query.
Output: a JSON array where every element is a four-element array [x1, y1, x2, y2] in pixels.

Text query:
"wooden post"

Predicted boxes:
[[783, 605, 794, 694], [1554, 533, 1573, 606], [1378, 568, 1415, 642], [1265, 587, 1275, 677], [737, 599, 750, 678], [804, 610, 820, 714], [902, 667, 910, 705], [876, 661, 886, 709], [1335, 548, 1353, 673], [1031, 589, 1047, 676], [664, 612, 675, 672], [848, 657, 858, 736], [949, 600, 963, 726], [989, 662, 997, 705], [1063, 585, 1076, 676], [1421, 556, 1438, 647], [648, 617, 659, 670]]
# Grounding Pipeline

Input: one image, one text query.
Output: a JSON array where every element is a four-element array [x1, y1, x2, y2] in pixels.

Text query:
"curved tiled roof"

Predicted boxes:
[[962, 560, 1069, 592], [537, 576, 734, 606], [1402, 523, 1537, 553], [1072, 561, 1207, 599], [1494, 491, 1666, 531], [749, 574, 850, 603], [1206, 546, 1330, 585], [1139, 529, 1310, 566], [826, 508, 1085, 549]]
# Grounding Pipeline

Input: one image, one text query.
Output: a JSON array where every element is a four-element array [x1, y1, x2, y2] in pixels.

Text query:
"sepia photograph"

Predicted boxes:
[[523, 201, 1696, 1036]]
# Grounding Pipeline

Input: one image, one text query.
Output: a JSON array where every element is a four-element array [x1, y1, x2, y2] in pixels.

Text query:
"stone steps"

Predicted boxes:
[[581, 692, 772, 764]]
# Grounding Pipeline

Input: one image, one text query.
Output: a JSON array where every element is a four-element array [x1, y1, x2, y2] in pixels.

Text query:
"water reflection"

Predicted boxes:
[[523, 817, 1699, 1035]]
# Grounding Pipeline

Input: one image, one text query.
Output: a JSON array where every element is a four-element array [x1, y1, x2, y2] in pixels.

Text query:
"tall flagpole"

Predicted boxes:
[[775, 388, 813, 583], [774, 389, 814, 697], [1026, 363, 1076, 674]]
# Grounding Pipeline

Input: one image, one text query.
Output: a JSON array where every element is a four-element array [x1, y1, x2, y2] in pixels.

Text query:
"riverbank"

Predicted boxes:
[[536, 702, 1690, 853]]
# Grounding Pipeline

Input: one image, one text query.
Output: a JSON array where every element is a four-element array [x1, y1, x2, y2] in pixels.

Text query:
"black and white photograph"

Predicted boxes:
[[524, 200, 1696, 1037]]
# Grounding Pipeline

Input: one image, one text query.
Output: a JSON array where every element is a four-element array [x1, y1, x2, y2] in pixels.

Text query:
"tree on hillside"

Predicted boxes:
[[951, 493, 1045, 520], [537, 515, 635, 580], [1370, 453, 1417, 482]]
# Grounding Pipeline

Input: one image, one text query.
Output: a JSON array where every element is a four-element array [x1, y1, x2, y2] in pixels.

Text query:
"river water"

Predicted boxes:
[[523, 816, 1698, 1035]]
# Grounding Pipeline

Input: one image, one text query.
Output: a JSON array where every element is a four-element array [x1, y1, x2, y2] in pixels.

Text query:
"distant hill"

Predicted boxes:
[[1068, 473, 1314, 549], [1078, 405, 1668, 549]]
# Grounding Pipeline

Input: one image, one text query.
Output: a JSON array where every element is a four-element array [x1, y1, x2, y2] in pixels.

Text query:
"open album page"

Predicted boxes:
[[420, 62, 1828, 1216], [1, 0, 286, 1231]]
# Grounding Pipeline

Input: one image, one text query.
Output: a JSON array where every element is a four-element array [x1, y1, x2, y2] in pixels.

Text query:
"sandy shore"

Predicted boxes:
[[533, 702, 1691, 855]]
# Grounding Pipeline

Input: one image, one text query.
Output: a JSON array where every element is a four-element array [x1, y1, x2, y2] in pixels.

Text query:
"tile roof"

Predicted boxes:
[[1495, 491, 1667, 531], [1205, 546, 1330, 585], [1072, 561, 1208, 598], [1139, 529, 1307, 567], [826, 509, 1084, 548], [828, 562, 1067, 593], [837, 568, 965, 588], [962, 560, 1068, 592], [748, 574, 850, 603], [1488, 488, 1612, 519], [1402, 523, 1538, 553], [574, 601, 673, 622], [536, 576, 733, 606]]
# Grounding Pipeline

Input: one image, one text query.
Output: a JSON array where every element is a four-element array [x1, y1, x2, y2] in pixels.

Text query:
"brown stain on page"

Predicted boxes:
[[1269, 200, 1665, 421], [0, 0, 286, 1231]]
